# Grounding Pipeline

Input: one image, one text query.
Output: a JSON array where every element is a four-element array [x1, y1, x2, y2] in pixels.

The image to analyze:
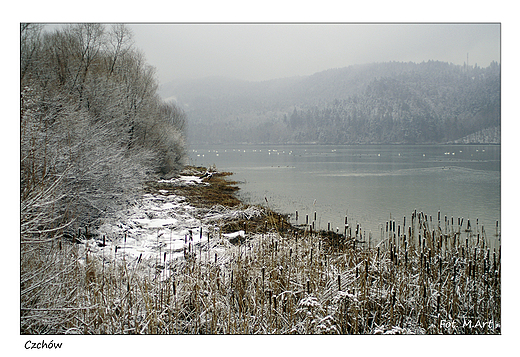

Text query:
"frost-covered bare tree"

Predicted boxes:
[[20, 24, 43, 81], [21, 24, 188, 332], [21, 23, 187, 237], [139, 101, 188, 175]]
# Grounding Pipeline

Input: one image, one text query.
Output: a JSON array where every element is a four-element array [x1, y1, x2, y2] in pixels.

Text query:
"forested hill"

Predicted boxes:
[[160, 61, 500, 145]]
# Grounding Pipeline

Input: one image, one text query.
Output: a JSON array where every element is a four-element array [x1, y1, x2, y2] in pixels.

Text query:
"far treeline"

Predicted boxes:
[[162, 61, 500, 144], [21, 23, 188, 238]]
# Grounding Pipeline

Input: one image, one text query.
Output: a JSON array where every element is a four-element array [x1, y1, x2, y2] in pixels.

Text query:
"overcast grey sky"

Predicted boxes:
[[127, 23, 500, 85]]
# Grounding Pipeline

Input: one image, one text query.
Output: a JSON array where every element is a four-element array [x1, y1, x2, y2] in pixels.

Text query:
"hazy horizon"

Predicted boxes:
[[127, 23, 500, 85], [39, 23, 500, 85]]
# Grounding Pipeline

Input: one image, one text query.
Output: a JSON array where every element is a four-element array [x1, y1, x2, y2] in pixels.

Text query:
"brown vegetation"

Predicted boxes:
[[21, 171, 501, 334]]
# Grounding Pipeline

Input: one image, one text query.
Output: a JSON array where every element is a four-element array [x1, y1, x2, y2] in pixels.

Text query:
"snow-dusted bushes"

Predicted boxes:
[[20, 23, 187, 233], [20, 24, 188, 330]]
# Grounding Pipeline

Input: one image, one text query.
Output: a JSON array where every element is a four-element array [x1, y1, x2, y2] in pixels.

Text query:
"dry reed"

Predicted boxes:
[[21, 207, 500, 334]]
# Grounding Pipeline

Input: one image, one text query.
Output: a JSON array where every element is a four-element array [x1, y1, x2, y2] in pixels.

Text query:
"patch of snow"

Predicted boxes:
[[223, 230, 245, 239], [132, 217, 178, 228], [298, 296, 322, 309], [158, 175, 207, 187], [82, 175, 264, 281]]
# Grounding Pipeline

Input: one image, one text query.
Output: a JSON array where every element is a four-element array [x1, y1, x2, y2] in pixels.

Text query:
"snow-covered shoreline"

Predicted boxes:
[[85, 173, 263, 279], [22, 170, 501, 335]]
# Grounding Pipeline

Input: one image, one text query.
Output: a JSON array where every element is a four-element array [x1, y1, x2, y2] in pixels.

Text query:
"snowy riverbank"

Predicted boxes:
[[22, 166, 500, 335], [86, 171, 264, 279]]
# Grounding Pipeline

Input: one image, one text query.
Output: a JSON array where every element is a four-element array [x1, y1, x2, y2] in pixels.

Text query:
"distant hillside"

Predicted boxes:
[[159, 61, 500, 145]]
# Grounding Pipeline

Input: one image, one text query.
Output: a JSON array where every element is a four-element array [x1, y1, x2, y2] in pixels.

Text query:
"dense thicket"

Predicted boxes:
[[20, 23, 187, 237], [162, 61, 500, 144]]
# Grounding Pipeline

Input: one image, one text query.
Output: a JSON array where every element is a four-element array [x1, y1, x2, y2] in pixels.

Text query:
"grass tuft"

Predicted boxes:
[[21, 168, 501, 334]]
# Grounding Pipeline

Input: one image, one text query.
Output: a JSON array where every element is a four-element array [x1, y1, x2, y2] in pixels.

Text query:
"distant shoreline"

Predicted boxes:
[[188, 142, 501, 147]]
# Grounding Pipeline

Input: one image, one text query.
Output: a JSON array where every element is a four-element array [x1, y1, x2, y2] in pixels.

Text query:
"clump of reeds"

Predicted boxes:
[[21, 207, 500, 334]]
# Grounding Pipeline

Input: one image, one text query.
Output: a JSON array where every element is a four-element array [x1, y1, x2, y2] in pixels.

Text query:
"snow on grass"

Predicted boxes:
[[223, 230, 245, 239], [158, 175, 207, 186], [85, 175, 261, 279]]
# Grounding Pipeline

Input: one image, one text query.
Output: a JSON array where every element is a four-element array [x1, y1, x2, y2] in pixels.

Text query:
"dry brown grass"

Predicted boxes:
[[21, 169, 501, 334], [21, 216, 500, 334], [147, 166, 242, 208]]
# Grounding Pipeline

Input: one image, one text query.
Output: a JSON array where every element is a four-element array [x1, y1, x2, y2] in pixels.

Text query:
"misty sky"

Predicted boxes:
[[127, 23, 500, 85]]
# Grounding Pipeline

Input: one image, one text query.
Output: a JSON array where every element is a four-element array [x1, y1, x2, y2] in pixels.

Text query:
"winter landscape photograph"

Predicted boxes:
[[16, 11, 513, 355]]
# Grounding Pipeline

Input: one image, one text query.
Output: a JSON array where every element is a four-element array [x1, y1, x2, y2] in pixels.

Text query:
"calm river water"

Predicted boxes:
[[189, 144, 500, 246]]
